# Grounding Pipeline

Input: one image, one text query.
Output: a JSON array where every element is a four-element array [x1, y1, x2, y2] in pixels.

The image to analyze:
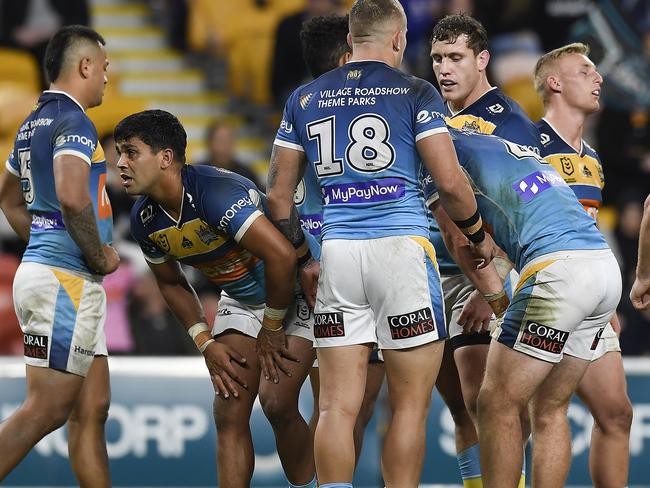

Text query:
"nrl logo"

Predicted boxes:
[[560, 156, 574, 175], [156, 234, 171, 253], [195, 224, 219, 245], [347, 69, 362, 80]]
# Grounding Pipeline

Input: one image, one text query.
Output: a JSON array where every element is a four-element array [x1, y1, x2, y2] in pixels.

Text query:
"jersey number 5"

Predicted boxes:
[[17, 148, 35, 204], [307, 114, 395, 177]]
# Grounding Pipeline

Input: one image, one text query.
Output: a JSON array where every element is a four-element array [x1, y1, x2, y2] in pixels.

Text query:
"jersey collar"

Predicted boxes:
[[541, 117, 585, 156], [447, 86, 498, 117], [158, 186, 186, 228], [43, 90, 85, 112]]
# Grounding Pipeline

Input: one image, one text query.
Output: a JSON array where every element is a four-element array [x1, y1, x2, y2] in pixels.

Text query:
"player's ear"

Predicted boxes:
[[160, 148, 174, 169], [79, 56, 92, 79], [547, 74, 561, 94], [347, 32, 353, 49], [477, 49, 490, 71], [392, 30, 402, 52], [339, 51, 352, 66]]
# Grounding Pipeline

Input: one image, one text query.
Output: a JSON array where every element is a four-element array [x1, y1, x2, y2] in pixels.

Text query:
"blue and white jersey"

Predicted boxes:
[[5, 90, 113, 276], [275, 60, 448, 240], [424, 129, 608, 272], [295, 162, 324, 242], [131, 165, 268, 305], [537, 118, 605, 220], [426, 87, 541, 275], [445, 87, 540, 153]]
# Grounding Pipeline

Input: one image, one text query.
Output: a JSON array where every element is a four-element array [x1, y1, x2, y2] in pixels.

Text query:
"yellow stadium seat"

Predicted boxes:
[[501, 77, 545, 123], [0, 48, 40, 94]]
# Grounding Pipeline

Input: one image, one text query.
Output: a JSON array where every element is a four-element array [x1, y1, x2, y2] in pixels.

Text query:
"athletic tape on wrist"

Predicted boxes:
[[198, 338, 215, 353], [483, 289, 506, 303], [454, 210, 485, 243], [188, 322, 210, 340]]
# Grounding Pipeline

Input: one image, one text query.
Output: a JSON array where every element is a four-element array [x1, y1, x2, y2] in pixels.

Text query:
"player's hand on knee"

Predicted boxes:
[[470, 232, 497, 269], [299, 257, 320, 309], [203, 341, 248, 399], [459, 289, 494, 334], [256, 328, 299, 383], [630, 277, 650, 311]]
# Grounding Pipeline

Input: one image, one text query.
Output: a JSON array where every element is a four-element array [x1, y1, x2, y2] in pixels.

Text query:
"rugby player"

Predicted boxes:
[[428, 13, 539, 486], [298, 13, 385, 465], [631, 195, 650, 310], [118, 110, 317, 488], [266, 1, 496, 486], [0, 26, 116, 486], [426, 129, 620, 488], [535, 42, 632, 488]]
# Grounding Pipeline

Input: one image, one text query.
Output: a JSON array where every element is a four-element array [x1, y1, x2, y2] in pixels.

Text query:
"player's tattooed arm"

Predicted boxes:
[[63, 202, 108, 270], [273, 205, 304, 247], [54, 154, 119, 274], [266, 144, 306, 246]]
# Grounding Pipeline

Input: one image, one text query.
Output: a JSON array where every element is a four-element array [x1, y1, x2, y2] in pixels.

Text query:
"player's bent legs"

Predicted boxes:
[[529, 354, 591, 488], [212, 331, 261, 488], [353, 361, 385, 463], [382, 340, 444, 488], [437, 342, 478, 453], [67, 355, 111, 488], [576, 351, 632, 488], [477, 341, 555, 488], [259, 335, 316, 486], [314, 344, 370, 484], [0, 365, 84, 480]]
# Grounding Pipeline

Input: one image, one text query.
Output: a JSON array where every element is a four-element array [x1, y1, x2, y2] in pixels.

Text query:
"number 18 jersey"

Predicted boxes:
[[275, 60, 448, 240]]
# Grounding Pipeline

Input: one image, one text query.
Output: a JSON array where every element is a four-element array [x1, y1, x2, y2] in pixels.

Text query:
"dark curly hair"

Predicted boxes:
[[114, 110, 187, 163], [300, 14, 351, 79], [430, 13, 488, 55]]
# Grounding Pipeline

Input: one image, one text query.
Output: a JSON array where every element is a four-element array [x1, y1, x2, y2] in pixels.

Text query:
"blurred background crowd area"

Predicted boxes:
[[0, 0, 649, 356]]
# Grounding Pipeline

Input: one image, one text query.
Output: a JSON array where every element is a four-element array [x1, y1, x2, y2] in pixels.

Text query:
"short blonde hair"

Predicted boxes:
[[534, 42, 590, 104]]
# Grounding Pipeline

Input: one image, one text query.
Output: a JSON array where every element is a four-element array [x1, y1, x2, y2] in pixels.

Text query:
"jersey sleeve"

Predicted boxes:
[[130, 203, 169, 264], [274, 89, 304, 152], [51, 111, 98, 165], [413, 80, 448, 142], [198, 179, 264, 243], [496, 114, 541, 154], [421, 172, 439, 207], [5, 147, 19, 176]]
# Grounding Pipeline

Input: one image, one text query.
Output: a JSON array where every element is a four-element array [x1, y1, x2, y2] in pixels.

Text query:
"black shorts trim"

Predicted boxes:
[[449, 331, 491, 350]]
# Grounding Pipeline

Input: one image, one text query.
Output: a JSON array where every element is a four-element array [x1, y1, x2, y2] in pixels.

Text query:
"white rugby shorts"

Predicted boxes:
[[492, 249, 621, 363], [13, 262, 107, 377], [213, 287, 314, 341], [314, 236, 446, 349]]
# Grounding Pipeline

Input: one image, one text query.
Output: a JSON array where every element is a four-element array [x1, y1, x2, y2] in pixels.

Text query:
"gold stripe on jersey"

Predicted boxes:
[[92, 142, 106, 164], [446, 115, 497, 135], [148, 218, 227, 259], [544, 153, 603, 189]]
